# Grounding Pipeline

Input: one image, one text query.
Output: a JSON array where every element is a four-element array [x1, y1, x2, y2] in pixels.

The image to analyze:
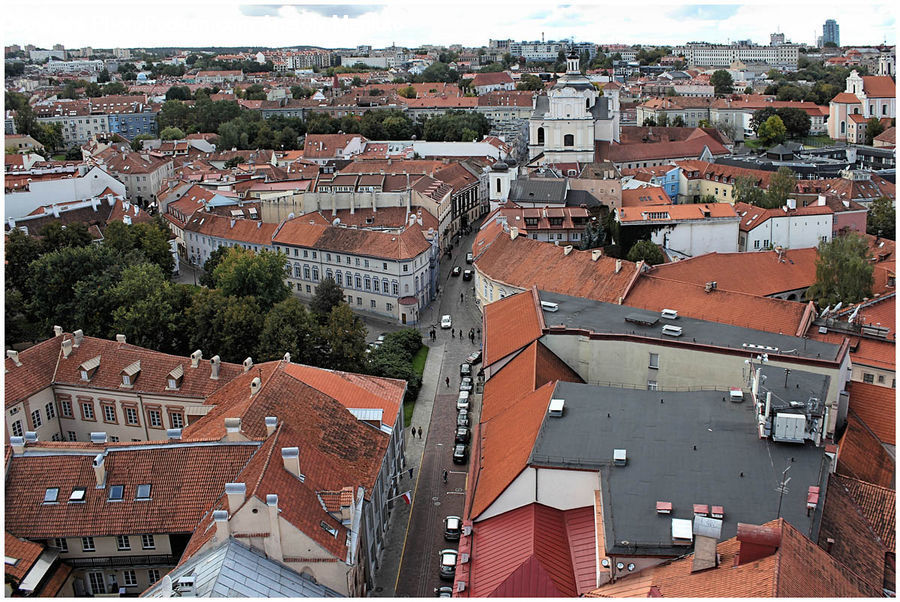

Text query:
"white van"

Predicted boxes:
[[457, 390, 470, 411]]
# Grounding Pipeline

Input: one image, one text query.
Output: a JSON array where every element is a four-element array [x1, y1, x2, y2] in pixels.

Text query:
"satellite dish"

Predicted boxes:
[[161, 575, 173, 596]]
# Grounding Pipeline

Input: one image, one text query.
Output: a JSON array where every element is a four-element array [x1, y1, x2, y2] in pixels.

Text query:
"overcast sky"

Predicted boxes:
[[5, 0, 896, 50]]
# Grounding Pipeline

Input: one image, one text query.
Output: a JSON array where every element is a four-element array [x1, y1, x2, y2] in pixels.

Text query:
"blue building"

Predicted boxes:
[[107, 109, 158, 140]]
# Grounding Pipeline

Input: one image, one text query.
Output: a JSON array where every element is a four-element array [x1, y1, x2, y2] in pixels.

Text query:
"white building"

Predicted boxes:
[[735, 200, 833, 251], [4, 166, 126, 220], [674, 42, 799, 70], [616, 202, 740, 257]]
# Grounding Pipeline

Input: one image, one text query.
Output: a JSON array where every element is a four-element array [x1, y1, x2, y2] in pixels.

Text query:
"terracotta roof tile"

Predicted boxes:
[[482, 290, 544, 367], [4, 531, 44, 580], [831, 92, 863, 104], [847, 380, 895, 445], [471, 71, 514, 87], [619, 202, 736, 223], [5, 336, 62, 408], [862, 76, 896, 98], [835, 413, 895, 489], [184, 212, 278, 246]]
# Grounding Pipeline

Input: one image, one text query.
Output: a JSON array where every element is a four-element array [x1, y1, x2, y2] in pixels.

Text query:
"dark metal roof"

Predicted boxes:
[[529, 381, 828, 557], [509, 178, 569, 204], [564, 189, 603, 208]]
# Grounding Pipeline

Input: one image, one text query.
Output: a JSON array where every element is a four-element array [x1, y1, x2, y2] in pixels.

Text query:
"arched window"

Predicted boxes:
[[373, 279, 380, 292], [853, 107, 859, 114], [335, 272, 343, 286], [840, 121, 845, 134], [303, 265, 310, 280], [382, 278, 389, 293], [312, 266, 319, 281], [355, 274, 361, 288], [496, 178, 501, 193], [392, 280, 399, 295], [564, 134, 574, 146], [325, 268, 333, 280], [585, 98, 590, 110], [365, 276, 371, 290], [537, 127, 544, 145]]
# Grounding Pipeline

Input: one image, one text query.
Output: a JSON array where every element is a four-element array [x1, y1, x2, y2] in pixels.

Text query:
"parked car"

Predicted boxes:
[[439, 549, 458, 580], [444, 515, 462, 541], [466, 252, 473, 264], [459, 362, 471, 377], [434, 586, 454, 597], [457, 409, 469, 427], [451, 266, 461, 277], [463, 269, 473, 281], [455, 426, 471, 444], [441, 315, 452, 329], [456, 390, 470, 411], [459, 377, 473, 392], [466, 350, 482, 365], [452, 443, 469, 464]]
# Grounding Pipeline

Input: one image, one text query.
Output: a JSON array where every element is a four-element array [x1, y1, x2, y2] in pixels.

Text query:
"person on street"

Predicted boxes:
[[477, 327, 481, 338], [460, 292, 464, 303], [442, 470, 448, 483], [417, 426, 422, 439], [451, 329, 455, 339], [446, 376, 450, 388]]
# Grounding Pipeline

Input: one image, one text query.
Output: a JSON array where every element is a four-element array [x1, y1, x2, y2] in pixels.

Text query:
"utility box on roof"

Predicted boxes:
[[772, 412, 805, 443]]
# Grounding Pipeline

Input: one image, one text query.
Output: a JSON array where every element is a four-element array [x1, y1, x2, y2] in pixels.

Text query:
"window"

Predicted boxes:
[[125, 407, 139, 425], [110, 436, 119, 442], [11, 420, 23, 437], [649, 353, 659, 369], [383, 262, 388, 270], [81, 402, 94, 420], [170, 412, 184, 429], [136, 484, 151, 500], [69, 487, 86, 502], [88, 572, 104, 594], [31, 409, 42, 428], [123, 570, 137, 587], [647, 380, 658, 391], [303, 265, 310, 279], [116, 535, 131, 550], [108, 485, 124, 502], [355, 275, 361, 288], [863, 373, 875, 383], [564, 134, 574, 146], [365, 276, 371, 290], [403, 263, 409, 272], [392, 281, 399, 295], [45, 402, 56, 419], [103, 405, 116, 423], [81, 536, 95, 552], [44, 488, 59, 503], [371, 300, 377, 308], [148, 409, 162, 428], [537, 127, 544, 145], [335, 272, 343, 286], [122, 374, 131, 386], [753, 240, 761, 249], [357, 297, 362, 305], [312, 266, 319, 281], [386, 303, 393, 311], [141, 534, 155, 550], [148, 569, 160, 584], [52, 538, 67, 552], [373, 279, 380, 292], [67, 431, 77, 441], [363, 259, 368, 268]]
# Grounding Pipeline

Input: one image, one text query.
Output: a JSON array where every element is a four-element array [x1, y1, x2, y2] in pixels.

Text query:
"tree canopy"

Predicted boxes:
[[626, 240, 665, 265], [211, 247, 290, 310], [866, 196, 895, 240], [710, 70, 734, 95], [806, 233, 874, 307]]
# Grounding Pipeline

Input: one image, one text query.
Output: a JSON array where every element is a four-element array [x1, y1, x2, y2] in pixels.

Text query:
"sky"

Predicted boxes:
[[4, 0, 896, 50]]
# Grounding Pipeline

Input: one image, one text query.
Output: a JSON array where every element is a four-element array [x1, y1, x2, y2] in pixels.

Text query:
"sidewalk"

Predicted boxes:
[[372, 342, 444, 596]]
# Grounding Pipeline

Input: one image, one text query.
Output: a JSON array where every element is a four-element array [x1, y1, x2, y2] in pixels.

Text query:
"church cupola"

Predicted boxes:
[[566, 52, 580, 74]]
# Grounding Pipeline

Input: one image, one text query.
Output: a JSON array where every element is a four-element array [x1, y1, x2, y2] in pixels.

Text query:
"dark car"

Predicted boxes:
[[455, 426, 471, 444], [466, 252, 473, 264], [453, 444, 469, 464], [462, 269, 473, 281], [444, 515, 462, 541], [439, 549, 458, 580], [457, 409, 469, 427], [451, 266, 461, 277], [459, 363, 472, 377], [466, 350, 482, 365]]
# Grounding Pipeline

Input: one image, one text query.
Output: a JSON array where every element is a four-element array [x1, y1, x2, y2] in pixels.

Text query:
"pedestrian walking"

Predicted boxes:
[[417, 426, 422, 439], [411, 426, 417, 438], [477, 327, 481, 338], [442, 470, 448, 483], [460, 292, 464, 303], [446, 376, 450, 388], [408, 467, 414, 479], [451, 329, 455, 339]]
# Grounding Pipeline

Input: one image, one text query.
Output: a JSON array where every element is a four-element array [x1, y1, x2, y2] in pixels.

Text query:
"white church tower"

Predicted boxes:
[[528, 52, 619, 165]]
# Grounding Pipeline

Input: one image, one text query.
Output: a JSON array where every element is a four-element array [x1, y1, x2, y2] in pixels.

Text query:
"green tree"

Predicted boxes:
[[866, 196, 895, 240], [243, 84, 267, 100], [744, 86, 753, 94], [109, 263, 179, 351], [160, 126, 185, 140], [626, 240, 664, 265], [165, 86, 192, 101], [310, 276, 346, 319], [4, 228, 43, 292], [578, 218, 607, 250], [865, 117, 885, 145], [776, 108, 811, 138], [291, 85, 314, 99], [319, 304, 368, 372], [642, 117, 657, 127], [710, 70, 734, 95], [97, 68, 110, 83], [256, 297, 320, 364], [187, 289, 264, 363], [733, 175, 769, 207], [213, 247, 289, 309], [103, 219, 175, 274], [131, 133, 155, 151], [672, 115, 685, 127], [765, 167, 798, 208], [397, 85, 417, 99], [39, 222, 93, 252], [806, 233, 874, 307], [757, 115, 787, 146], [750, 107, 777, 134], [516, 74, 544, 91]]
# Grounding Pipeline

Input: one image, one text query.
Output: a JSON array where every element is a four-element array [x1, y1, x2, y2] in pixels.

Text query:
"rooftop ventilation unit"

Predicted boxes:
[[661, 309, 678, 320], [540, 300, 559, 312], [548, 398, 565, 417], [656, 501, 672, 514], [90, 432, 108, 444], [613, 449, 627, 466], [672, 518, 693, 545], [661, 324, 683, 337]]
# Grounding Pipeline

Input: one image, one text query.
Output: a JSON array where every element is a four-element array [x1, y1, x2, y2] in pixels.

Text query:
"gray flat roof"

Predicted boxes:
[[758, 365, 830, 416], [537, 290, 842, 362], [531, 381, 828, 556], [509, 178, 568, 204]]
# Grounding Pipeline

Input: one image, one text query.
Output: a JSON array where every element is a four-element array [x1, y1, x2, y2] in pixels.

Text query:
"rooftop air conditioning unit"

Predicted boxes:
[[540, 300, 559, 312], [661, 308, 678, 320], [613, 449, 627, 466], [661, 324, 683, 337], [548, 398, 565, 417]]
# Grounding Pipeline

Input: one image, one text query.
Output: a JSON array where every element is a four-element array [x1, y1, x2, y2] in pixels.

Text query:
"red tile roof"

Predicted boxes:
[[600, 132, 729, 164], [862, 76, 896, 98], [831, 92, 863, 104], [587, 519, 869, 597], [4, 442, 258, 538], [184, 211, 278, 246], [5, 336, 63, 408], [274, 216, 432, 261], [482, 290, 544, 368], [847, 380, 895, 445], [835, 413, 895, 489], [4, 531, 44, 581], [647, 248, 819, 296], [302, 134, 364, 160], [471, 71, 514, 88], [734, 201, 833, 232], [619, 202, 736, 223]]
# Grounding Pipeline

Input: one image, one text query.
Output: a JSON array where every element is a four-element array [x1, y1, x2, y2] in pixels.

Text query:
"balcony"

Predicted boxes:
[[66, 554, 177, 569]]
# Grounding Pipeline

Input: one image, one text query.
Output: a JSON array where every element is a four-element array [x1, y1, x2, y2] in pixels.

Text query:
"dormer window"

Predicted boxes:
[[44, 488, 59, 503], [166, 365, 184, 390], [121, 360, 141, 387], [79, 356, 101, 381], [69, 487, 86, 503]]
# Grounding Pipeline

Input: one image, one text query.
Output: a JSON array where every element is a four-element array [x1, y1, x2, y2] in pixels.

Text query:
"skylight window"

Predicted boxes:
[[108, 485, 124, 501], [69, 487, 86, 502], [136, 484, 151, 500], [44, 488, 59, 503]]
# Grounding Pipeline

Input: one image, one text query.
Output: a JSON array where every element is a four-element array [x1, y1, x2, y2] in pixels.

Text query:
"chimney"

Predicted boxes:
[[339, 486, 355, 523], [785, 198, 796, 210], [210, 355, 221, 380], [735, 523, 781, 565], [10, 437, 25, 455], [282, 447, 301, 478], [615, 259, 622, 274], [213, 510, 230, 542], [510, 226, 519, 240], [116, 334, 126, 344], [265, 416, 278, 437], [225, 482, 246, 510], [73, 329, 84, 347], [53, 325, 63, 337], [224, 417, 242, 441], [93, 452, 107, 487], [283, 352, 291, 363], [7, 350, 22, 367], [61, 339, 73, 359], [692, 516, 722, 572], [817, 194, 826, 206], [190, 349, 202, 368], [705, 281, 717, 293], [250, 376, 262, 396], [563, 245, 574, 255], [265, 494, 284, 561], [592, 249, 603, 261], [243, 357, 254, 373]]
